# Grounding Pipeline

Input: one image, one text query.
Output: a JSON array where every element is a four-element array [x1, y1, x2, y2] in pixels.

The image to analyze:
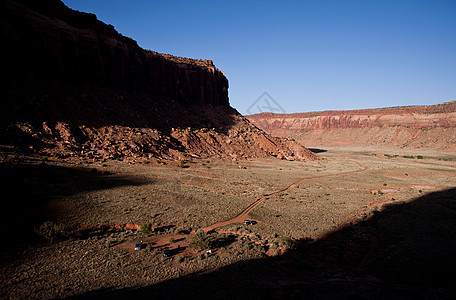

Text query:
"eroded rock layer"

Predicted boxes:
[[247, 102, 456, 151], [0, 0, 319, 162]]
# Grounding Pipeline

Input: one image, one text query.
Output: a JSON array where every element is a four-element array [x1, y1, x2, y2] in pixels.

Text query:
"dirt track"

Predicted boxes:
[[202, 161, 368, 232], [114, 160, 369, 252]]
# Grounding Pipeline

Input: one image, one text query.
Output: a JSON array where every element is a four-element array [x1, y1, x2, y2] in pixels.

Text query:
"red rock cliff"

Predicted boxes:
[[248, 102, 456, 151], [0, 0, 319, 162], [0, 0, 228, 106]]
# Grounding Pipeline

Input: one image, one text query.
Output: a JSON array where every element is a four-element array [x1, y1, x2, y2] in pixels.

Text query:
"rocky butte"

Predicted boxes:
[[0, 0, 319, 162], [248, 101, 456, 152]]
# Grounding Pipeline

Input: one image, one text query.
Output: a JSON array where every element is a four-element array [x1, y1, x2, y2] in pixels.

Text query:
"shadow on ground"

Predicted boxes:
[[72, 188, 456, 299], [0, 161, 150, 261], [308, 148, 328, 154]]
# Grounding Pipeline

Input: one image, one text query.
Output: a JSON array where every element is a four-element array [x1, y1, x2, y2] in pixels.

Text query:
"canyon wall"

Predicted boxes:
[[247, 102, 456, 152], [0, 0, 319, 162], [1, 0, 228, 107]]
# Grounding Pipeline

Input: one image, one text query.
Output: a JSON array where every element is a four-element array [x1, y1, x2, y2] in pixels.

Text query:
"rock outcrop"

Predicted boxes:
[[0, 0, 319, 162], [1, 0, 228, 106], [247, 102, 456, 151]]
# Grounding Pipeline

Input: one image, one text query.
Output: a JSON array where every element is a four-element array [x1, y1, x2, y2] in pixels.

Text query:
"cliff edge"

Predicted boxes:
[[248, 102, 456, 152], [0, 0, 319, 162]]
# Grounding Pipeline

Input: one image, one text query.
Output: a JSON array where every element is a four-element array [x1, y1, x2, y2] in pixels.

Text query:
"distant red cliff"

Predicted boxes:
[[247, 102, 456, 151]]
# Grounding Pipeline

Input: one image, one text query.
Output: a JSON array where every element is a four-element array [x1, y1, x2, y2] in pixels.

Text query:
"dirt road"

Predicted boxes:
[[202, 161, 368, 232]]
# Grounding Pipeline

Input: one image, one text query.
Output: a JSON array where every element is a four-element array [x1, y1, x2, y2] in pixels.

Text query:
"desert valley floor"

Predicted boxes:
[[1, 147, 455, 299]]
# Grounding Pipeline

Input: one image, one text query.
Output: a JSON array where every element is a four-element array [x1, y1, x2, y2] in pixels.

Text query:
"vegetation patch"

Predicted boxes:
[[34, 221, 67, 242], [188, 231, 212, 251], [140, 223, 153, 234], [278, 236, 298, 249]]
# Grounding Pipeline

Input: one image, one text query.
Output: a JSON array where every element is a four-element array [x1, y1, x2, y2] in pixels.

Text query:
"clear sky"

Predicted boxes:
[[62, 0, 456, 115]]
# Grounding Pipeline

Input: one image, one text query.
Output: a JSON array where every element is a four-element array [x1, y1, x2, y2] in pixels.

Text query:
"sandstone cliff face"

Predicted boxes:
[[0, 0, 319, 162], [248, 102, 456, 151], [1, 0, 228, 106]]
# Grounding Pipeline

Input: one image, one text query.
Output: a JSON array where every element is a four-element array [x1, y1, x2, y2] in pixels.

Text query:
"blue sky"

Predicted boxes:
[[63, 0, 456, 115]]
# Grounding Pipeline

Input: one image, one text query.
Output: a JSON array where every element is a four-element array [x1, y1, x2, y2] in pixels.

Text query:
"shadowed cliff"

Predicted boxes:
[[0, 0, 319, 162], [1, 0, 228, 106]]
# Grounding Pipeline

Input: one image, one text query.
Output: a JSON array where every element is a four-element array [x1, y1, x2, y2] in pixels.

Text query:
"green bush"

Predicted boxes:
[[244, 243, 253, 250], [140, 223, 153, 234], [278, 236, 297, 249], [34, 221, 67, 242], [255, 245, 266, 252], [188, 231, 212, 251], [169, 237, 175, 243], [417, 155, 424, 159]]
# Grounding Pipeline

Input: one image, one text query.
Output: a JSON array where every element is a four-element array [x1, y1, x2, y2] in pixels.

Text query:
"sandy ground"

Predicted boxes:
[[1, 146, 455, 299]]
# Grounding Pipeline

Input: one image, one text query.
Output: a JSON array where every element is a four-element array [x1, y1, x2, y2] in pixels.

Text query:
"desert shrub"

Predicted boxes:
[[403, 155, 415, 159], [140, 223, 153, 234], [417, 155, 424, 159], [377, 190, 383, 195], [174, 256, 184, 263], [176, 225, 192, 234], [383, 183, 387, 186], [188, 231, 212, 251], [255, 244, 266, 252], [1, 151, 22, 163], [244, 243, 253, 250], [249, 233, 260, 240], [34, 221, 67, 242], [169, 237, 175, 243], [178, 160, 189, 168], [278, 236, 297, 249]]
